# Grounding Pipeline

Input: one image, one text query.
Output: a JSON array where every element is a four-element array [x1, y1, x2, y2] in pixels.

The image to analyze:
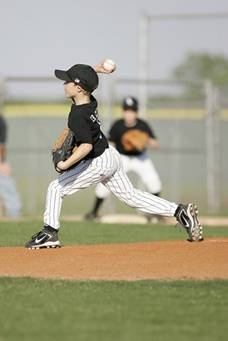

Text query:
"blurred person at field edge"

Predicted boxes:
[[85, 96, 163, 223], [0, 113, 21, 217]]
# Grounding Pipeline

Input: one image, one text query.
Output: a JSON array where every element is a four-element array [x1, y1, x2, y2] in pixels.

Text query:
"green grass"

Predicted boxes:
[[1, 221, 228, 341], [0, 278, 228, 341], [0, 220, 228, 247]]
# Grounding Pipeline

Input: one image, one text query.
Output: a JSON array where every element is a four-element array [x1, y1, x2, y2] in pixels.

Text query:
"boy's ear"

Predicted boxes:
[[76, 84, 89, 94], [75, 84, 82, 91]]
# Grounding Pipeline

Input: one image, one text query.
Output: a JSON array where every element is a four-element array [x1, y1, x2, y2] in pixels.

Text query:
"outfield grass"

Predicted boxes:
[[1, 221, 228, 341], [0, 278, 228, 341]]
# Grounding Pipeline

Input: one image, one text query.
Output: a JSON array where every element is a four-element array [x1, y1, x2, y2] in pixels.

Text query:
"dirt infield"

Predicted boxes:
[[0, 238, 228, 280]]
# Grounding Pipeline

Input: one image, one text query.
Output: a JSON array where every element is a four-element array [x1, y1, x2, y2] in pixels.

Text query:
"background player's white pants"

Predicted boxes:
[[95, 153, 162, 199], [0, 173, 21, 217], [44, 146, 177, 229]]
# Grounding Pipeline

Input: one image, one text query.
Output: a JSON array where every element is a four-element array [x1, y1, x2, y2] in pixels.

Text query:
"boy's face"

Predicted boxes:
[[123, 109, 138, 126], [64, 82, 78, 98]]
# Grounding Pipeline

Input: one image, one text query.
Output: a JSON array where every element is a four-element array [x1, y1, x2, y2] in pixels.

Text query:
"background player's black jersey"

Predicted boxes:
[[68, 96, 108, 160], [109, 118, 156, 156], [0, 115, 7, 144]]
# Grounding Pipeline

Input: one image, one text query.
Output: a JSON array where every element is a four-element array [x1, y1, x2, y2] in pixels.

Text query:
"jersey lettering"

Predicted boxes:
[[90, 110, 101, 125]]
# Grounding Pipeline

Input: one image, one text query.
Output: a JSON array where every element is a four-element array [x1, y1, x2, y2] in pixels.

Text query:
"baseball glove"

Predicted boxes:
[[121, 129, 150, 152], [52, 128, 76, 173]]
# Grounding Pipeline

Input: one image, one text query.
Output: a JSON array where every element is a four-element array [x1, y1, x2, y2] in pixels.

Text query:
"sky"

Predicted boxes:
[[0, 0, 228, 96]]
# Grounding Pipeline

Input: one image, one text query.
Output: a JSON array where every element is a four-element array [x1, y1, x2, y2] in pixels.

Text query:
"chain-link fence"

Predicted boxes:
[[0, 76, 227, 217]]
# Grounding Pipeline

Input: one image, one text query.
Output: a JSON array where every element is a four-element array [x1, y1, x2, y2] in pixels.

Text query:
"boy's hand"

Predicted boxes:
[[94, 59, 116, 74], [0, 162, 12, 176], [56, 161, 67, 172]]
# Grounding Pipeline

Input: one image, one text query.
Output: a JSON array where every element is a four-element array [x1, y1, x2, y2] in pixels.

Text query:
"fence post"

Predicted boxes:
[[138, 13, 150, 118], [205, 80, 220, 214], [0, 78, 6, 112]]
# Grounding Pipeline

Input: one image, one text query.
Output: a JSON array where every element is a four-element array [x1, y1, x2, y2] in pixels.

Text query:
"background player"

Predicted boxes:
[[85, 96, 163, 222], [0, 113, 21, 217], [25, 60, 203, 249]]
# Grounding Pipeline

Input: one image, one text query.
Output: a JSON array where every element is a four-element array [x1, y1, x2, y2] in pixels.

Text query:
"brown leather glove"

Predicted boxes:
[[121, 129, 149, 152], [52, 128, 76, 173]]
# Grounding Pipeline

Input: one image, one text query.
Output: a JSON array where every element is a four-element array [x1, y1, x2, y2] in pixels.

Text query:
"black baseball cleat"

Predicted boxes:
[[174, 203, 204, 242], [25, 225, 60, 249]]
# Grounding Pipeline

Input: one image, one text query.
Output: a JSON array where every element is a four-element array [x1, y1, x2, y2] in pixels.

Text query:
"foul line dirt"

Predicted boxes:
[[0, 238, 228, 281]]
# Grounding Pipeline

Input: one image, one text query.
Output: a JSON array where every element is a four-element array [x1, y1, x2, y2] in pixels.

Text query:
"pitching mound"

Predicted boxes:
[[0, 238, 228, 280]]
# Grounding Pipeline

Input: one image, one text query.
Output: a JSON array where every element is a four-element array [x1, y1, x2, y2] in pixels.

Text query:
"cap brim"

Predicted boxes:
[[123, 106, 138, 111], [54, 69, 72, 82]]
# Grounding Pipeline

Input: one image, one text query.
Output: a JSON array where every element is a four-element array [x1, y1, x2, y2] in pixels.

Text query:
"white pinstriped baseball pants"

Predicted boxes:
[[95, 152, 162, 199], [44, 146, 177, 229]]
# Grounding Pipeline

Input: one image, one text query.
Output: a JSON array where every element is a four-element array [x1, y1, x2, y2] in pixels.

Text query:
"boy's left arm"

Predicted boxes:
[[0, 145, 11, 176], [148, 138, 160, 150], [56, 143, 92, 172]]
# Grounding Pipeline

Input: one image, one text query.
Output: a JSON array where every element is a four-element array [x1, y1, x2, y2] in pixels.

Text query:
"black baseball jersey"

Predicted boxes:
[[68, 95, 108, 160], [0, 115, 7, 144], [108, 118, 156, 156]]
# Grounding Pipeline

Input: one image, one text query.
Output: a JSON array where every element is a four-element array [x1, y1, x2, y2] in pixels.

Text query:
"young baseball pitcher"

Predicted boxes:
[[25, 60, 203, 249]]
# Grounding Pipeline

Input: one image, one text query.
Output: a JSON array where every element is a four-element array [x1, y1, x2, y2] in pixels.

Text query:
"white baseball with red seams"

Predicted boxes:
[[103, 59, 116, 72]]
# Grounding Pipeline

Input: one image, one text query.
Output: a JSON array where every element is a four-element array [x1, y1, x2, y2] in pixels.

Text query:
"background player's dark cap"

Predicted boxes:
[[54, 64, 99, 93], [122, 96, 138, 112]]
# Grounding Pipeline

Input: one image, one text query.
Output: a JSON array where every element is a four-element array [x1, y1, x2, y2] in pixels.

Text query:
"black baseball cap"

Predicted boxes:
[[54, 64, 99, 93], [122, 96, 138, 112]]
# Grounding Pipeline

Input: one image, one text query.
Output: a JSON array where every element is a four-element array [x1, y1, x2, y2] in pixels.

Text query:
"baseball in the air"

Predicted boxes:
[[103, 59, 116, 72]]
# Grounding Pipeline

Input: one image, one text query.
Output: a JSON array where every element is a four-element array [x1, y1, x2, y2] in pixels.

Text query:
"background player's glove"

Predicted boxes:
[[121, 129, 150, 152], [52, 128, 76, 173]]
